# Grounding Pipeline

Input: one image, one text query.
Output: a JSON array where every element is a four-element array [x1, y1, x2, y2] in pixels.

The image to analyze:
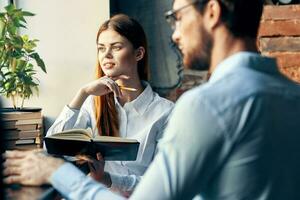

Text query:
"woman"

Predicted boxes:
[[46, 14, 174, 194]]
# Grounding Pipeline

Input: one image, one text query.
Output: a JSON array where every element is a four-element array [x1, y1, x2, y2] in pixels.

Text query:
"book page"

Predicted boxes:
[[93, 135, 138, 143], [48, 128, 92, 141]]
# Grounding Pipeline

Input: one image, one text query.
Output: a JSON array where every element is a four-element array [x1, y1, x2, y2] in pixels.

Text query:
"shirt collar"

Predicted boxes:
[[209, 51, 278, 84], [115, 81, 154, 115]]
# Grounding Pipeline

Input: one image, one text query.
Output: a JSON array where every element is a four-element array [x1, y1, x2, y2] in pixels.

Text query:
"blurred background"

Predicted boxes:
[[1, 0, 300, 131]]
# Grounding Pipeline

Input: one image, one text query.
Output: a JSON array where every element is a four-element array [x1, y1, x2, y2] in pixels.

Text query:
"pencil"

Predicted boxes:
[[118, 85, 137, 92]]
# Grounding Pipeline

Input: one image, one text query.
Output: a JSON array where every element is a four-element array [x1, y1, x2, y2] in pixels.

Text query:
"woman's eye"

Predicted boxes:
[[98, 46, 106, 52], [112, 46, 121, 51]]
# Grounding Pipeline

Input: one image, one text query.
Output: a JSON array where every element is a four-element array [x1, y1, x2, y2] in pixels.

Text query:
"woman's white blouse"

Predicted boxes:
[[46, 82, 174, 192]]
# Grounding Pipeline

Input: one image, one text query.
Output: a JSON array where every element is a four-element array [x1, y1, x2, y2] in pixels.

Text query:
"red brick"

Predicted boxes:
[[262, 5, 300, 20], [263, 52, 300, 83], [259, 5, 300, 83], [258, 20, 300, 37], [259, 37, 300, 52], [279, 66, 300, 83], [263, 52, 300, 68]]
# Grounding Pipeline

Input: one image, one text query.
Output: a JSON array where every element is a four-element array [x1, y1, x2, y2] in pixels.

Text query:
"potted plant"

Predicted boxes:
[[0, 4, 46, 110]]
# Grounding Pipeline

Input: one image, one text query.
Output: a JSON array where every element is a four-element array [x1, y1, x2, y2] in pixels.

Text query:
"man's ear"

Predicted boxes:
[[203, 0, 222, 32], [135, 47, 145, 61]]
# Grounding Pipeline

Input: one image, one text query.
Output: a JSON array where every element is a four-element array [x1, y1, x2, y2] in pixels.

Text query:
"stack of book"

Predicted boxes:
[[2, 110, 43, 150]]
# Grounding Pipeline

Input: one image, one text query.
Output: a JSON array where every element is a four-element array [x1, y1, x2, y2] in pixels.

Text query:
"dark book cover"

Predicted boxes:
[[44, 137, 140, 161]]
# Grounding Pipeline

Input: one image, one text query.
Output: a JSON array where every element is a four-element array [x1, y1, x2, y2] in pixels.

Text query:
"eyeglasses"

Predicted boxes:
[[165, 0, 207, 30]]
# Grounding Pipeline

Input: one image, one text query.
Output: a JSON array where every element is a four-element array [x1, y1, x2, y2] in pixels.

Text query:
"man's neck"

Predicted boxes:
[[209, 33, 258, 74]]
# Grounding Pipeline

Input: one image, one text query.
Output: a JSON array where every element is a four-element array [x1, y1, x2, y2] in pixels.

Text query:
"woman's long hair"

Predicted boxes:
[[94, 14, 149, 136]]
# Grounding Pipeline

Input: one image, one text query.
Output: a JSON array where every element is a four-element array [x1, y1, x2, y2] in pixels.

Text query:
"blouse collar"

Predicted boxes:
[[114, 81, 154, 115]]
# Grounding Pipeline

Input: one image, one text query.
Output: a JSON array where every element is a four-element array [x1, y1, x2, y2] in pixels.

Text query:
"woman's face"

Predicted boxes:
[[97, 29, 138, 77]]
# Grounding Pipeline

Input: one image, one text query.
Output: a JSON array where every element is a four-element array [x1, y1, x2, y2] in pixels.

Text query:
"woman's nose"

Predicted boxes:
[[104, 48, 113, 58]]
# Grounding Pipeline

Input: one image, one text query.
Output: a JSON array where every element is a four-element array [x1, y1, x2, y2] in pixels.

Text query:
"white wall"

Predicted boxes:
[[1, 0, 109, 129], [0, 0, 9, 10]]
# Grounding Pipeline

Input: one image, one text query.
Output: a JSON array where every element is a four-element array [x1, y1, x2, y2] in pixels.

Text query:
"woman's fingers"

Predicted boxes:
[[87, 161, 97, 172], [86, 75, 129, 97], [76, 159, 87, 165], [104, 77, 121, 97], [86, 154, 105, 181], [109, 78, 121, 97], [109, 75, 130, 81], [96, 153, 104, 161], [76, 155, 94, 163], [105, 80, 117, 96]]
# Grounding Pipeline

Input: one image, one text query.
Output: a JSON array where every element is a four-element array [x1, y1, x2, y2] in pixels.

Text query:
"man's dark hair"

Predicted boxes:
[[195, 0, 264, 38]]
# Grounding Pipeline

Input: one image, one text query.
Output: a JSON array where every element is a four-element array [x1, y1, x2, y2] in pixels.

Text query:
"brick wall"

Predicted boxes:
[[167, 4, 300, 102], [167, 70, 207, 102], [258, 5, 300, 83]]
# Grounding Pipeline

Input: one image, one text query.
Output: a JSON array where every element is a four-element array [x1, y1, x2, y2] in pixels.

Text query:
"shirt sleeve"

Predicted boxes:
[[130, 92, 230, 200], [46, 96, 94, 137], [155, 105, 174, 144], [51, 162, 126, 200], [109, 173, 141, 193]]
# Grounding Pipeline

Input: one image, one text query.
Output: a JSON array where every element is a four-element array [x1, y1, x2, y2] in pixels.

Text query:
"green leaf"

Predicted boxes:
[[5, 4, 16, 13], [16, 59, 27, 70], [25, 63, 34, 70], [19, 16, 27, 23], [37, 59, 46, 73], [12, 19, 20, 27], [7, 23, 17, 34], [0, 5, 46, 101], [19, 23, 26, 29], [13, 9, 23, 19], [0, 20, 4, 39], [24, 67, 35, 72], [22, 35, 29, 41], [23, 37, 38, 52], [22, 11, 35, 17], [29, 53, 46, 73], [3, 71, 13, 76], [12, 35, 24, 46], [23, 76, 33, 84]]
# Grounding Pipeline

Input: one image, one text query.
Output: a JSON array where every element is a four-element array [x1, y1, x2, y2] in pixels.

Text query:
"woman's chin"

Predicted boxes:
[[104, 71, 120, 78], [103, 70, 115, 76]]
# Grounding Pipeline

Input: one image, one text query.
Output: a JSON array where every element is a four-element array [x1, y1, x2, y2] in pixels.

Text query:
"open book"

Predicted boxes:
[[44, 129, 139, 161]]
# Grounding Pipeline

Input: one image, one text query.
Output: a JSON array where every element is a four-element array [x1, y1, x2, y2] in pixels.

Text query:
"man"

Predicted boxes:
[[3, 0, 300, 199]]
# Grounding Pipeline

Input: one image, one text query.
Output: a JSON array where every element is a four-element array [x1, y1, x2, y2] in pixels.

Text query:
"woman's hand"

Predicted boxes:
[[88, 153, 105, 181], [76, 153, 112, 187], [83, 75, 129, 97], [69, 75, 129, 109]]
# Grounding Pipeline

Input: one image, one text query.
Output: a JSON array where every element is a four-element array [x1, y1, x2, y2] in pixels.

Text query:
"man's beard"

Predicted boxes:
[[185, 26, 213, 71]]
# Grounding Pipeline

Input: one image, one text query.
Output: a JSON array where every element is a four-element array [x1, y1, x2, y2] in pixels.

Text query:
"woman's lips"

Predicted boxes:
[[102, 63, 115, 69]]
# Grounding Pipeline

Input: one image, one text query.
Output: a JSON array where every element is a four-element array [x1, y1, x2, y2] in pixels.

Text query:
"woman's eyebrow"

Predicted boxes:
[[97, 42, 123, 46]]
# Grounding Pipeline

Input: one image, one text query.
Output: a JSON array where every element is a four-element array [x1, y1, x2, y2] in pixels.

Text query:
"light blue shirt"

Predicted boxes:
[[50, 52, 300, 199]]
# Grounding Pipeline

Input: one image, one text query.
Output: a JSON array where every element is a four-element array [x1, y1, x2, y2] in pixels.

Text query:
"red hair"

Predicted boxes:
[[94, 14, 149, 136]]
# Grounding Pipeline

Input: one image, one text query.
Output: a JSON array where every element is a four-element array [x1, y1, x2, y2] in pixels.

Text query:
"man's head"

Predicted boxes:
[[166, 0, 264, 70]]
